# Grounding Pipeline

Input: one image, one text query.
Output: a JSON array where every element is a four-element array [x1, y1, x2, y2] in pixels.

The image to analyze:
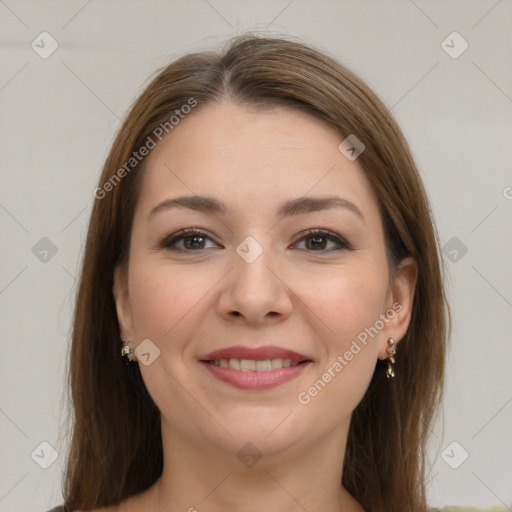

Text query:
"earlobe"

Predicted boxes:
[[112, 264, 133, 340], [378, 256, 418, 359]]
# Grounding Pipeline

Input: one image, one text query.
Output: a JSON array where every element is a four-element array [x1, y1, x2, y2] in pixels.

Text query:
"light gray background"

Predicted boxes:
[[1, 1, 511, 510]]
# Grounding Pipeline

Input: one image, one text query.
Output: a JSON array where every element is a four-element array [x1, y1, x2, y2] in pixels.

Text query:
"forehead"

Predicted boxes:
[[135, 101, 380, 222]]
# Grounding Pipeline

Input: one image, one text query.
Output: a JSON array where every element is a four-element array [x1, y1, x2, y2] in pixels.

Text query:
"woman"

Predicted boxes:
[[50, 34, 448, 512]]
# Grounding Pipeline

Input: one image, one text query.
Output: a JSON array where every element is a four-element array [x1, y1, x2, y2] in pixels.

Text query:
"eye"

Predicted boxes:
[[291, 228, 351, 252], [158, 227, 351, 253], [159, 228, 221, 252]]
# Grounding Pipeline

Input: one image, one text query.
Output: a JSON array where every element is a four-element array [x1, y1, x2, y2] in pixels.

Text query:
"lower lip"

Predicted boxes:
[[199, 361, 311, 390]]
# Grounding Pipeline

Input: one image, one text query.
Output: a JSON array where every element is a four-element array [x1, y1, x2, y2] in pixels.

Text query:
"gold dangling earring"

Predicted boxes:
[[120, 338, 137, 366], [386, 338, 396, 379]]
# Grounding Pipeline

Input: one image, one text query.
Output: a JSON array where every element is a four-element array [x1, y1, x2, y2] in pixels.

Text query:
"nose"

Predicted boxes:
[[217, 244, 293, 326]]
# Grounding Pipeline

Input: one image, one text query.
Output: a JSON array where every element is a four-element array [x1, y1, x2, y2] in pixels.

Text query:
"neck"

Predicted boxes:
[[131, 416, 364, 512]]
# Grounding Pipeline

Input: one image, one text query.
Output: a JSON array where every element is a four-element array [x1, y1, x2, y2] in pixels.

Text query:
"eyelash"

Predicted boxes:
[[158, 227, 352, 253]]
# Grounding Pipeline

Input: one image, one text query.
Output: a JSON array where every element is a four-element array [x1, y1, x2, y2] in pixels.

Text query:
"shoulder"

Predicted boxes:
[[45, 508, 83, 512], [45, 508, 110, 512], [45, 502, 121, 512]]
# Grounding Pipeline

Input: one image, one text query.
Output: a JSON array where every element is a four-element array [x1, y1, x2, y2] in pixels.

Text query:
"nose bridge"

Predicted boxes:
[[233, 235, 281, 300], [236, 246, 277, 293], [218, 234, 292, 323]]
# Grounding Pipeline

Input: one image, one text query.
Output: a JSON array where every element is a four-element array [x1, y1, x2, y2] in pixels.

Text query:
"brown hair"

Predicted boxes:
[[60, 34, 449, 511]]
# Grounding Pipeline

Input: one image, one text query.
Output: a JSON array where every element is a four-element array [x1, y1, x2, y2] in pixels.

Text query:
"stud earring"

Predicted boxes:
[[120, 338, 137, 366], [386, 338, 396, 379]]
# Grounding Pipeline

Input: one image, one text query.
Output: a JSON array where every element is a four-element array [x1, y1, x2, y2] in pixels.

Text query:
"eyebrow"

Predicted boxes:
[[146, 194, 364, 222]]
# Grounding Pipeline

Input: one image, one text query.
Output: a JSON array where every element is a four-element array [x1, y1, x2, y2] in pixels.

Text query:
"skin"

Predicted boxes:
[[108, 101, 417, 512]]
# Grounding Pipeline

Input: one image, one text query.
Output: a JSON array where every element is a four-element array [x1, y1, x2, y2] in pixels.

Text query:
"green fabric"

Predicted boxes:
[[432, 508, 510, 511]]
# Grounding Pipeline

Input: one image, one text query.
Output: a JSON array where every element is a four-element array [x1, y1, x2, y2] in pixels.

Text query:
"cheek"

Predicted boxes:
[[127, 258, 204, 342], [297, 262, 388, 344], [295, 270, 385, 416]]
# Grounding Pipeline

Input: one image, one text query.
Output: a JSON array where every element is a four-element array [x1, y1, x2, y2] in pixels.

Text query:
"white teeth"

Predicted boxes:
[[228, 359, 240, 370], [210, 358, 299, 371], [256, 359, 272, 371], [240, 359, 256, 371], [271, 358, 282, 369]]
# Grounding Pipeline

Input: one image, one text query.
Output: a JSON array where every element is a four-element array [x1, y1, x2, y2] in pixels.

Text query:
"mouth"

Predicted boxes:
[[202, 357, 311, 370], [199, 345, 312, 364], [198, 345, 313, 390]]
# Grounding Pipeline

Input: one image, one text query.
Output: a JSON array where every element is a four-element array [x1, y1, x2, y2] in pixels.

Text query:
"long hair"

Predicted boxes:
[[60, 34, 449, 511]]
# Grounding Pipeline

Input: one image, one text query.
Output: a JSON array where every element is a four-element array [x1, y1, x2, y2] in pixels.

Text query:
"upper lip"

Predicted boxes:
[[199, 345, 312, 363]]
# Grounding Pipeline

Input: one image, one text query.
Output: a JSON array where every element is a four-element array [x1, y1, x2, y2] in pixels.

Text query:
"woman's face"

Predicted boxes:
[[113, 101, 416, 462]]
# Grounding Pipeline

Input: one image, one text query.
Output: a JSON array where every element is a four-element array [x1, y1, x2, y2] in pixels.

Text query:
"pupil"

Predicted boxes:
[[185, 236, 204, 249], [307, 236, 325, 250]]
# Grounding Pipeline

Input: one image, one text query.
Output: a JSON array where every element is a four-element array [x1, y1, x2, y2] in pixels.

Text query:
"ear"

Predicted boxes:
[[377, 256, 418, 360], [113, 263, 134, 341]]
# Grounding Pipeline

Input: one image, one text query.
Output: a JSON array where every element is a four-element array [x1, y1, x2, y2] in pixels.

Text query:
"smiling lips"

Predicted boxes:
[[199, 345, 313, 390]]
